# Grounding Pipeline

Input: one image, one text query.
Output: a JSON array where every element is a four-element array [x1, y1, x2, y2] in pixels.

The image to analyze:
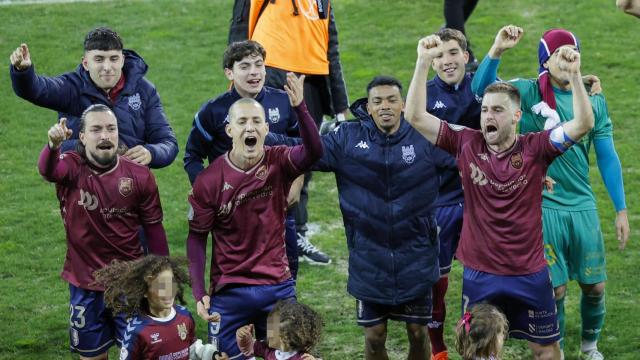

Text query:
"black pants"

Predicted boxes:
[[444, 0, 480, 59]]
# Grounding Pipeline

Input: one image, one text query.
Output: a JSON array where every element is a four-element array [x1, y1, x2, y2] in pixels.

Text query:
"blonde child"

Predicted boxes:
[[455, 303, 509, 360]]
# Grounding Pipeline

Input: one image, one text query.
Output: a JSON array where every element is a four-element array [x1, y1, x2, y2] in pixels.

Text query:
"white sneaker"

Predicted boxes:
[[581, 349, 604, 360]]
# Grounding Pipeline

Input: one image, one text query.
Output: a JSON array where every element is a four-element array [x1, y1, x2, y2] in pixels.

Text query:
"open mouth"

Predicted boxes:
[[244, 136, 257, 147], [486, 125, 498, 133], [247, 79, 261, 86], [96, 142, 114, 150], [443, 67, 457, 74], [379, 112, 394, 120]]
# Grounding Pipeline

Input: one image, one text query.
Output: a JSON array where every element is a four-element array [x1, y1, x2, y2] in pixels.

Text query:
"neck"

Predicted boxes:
[[488, 134, 516, 153], [234, 86, 260, 99], [149, 306, 172, 318], [229, 149, 262, 170], [549, 74, 571, 91], [86, 155, 117, 173]]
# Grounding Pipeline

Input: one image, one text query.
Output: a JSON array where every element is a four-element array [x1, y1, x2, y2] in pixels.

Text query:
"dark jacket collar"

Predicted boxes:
[[75, 49, 148, 99], [350, 97, 412, 145]]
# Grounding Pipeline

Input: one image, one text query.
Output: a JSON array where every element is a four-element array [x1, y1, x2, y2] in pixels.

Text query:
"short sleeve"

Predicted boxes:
[[188, 177, 216, 233], [436, 120, 473, 156], [138, 170, 163, 224], [592, 95, 613, 140]]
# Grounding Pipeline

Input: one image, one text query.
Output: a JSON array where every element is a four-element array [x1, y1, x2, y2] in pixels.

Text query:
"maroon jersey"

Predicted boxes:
[[189, 147, 301, 293], [436, 122, 562, 275], [119, 305, 196, 360], [38, 147, 163, 290], [253, 341, 306, 360]]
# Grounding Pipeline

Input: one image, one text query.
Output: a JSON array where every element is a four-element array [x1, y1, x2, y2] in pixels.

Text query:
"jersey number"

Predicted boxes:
[[69, 304, 86, 329]]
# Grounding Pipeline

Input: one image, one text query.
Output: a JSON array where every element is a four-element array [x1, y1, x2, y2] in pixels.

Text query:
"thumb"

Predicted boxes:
[[21, 44, 30, 61]]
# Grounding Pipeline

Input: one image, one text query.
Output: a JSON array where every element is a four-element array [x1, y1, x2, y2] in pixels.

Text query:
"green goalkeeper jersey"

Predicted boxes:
[[510, 78, 612, 210]]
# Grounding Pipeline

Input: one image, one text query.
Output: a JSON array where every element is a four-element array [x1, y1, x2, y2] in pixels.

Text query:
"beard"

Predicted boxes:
[[88, 148, 117, 167]]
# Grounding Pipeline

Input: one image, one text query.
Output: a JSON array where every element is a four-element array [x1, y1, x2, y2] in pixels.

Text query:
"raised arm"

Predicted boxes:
[[555, 47, 595, 141], [38, 118, 73, 182], [404, 36, 446, 144], [285, 73, 323, 170], [471, 25, 524, 96]]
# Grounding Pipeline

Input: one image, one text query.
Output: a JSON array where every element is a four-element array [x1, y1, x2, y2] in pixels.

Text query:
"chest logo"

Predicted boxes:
[[469, 163, 488, 186], [299, 0, 320, 20], [150, 332, 162, 344], [77, 189, 99, 211], [118, 177, 133, 197], [477, 153, 489, 161], [433, 100, 447, 110], [128, 93, 141, 111], [510, 152, 523, 169], [177, 322, 188, 341], [402, 145, 416, 164], [268, 107, 280, 124], [355, 141, 369, 149], [255, 165, 267, 180], [222, 182, 234, 192]]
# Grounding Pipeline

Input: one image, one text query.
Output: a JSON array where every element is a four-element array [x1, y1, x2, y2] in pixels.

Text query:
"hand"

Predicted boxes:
[[124, 145, 152, 165], [490, 25, 524, 57], [615, 209, 630, 250], [284, 72, 305, 107], [582, 74, 602, 96], [196, 296, 220, 322], [555, 47, 581, 75], [10, 43, 32, 71], [47, 118, 73, 150], [214, 353, 229, 360], [301, 354, 317, 360], [417, 35, 443, 62], [543, 176, 556, 193], [235, 324, 255, 356]]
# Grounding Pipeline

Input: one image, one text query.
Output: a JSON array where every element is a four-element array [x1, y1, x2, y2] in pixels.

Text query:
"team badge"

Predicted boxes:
[[128, 93, 141, 111], [255, 165, 267, 180], [177, 322, 188, 341], [268, 107, 280, 123], [401, 145, 416, 164], [118, 177, 133, 197], [510, 152, 523, 169]]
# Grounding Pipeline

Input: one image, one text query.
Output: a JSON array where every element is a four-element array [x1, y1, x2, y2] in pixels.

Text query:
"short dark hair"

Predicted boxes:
[[78, 104, 116, 133], [366, 76, 403, 96], [83, 27, 123, 51], [484, 82, 521, 107], [435, 28, 468, 51], [223, 40, 266, 70]]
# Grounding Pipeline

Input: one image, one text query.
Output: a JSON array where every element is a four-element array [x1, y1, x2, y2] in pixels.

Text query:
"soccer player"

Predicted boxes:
[[471, 25, 630, 360], [10, 27, 178, 169], [186, 73, 323, 359], [422, 27, 481, 360], [184, 40, 303, 278], [270, 75, 453, 360], [38, 104, 170, 359], [405, 35, 594, 360]]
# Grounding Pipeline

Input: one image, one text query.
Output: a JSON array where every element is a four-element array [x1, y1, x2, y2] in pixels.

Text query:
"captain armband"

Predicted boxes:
[[549, 125, 576, 153]]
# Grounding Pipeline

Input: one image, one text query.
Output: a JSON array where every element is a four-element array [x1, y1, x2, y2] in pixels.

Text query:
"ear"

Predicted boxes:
[[513, 109, 522, 124], [225, 123, 232, 138], [463, 50, 470, 65], [79, 130, 86, 145], [82, 56, 89, 71], [224, 68, 234, 82], [366, 101, 372, 115], [543, 60, 550, 69]]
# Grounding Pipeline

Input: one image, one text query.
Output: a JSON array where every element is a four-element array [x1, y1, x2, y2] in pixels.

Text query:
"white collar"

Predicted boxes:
[[275, 349, 298, 360], [148, 307, 176, 322]]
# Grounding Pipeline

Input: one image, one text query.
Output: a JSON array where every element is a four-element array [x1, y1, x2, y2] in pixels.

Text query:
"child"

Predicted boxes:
[[455, 303, 509, 360], [93, 255, 225, 360], [235, 300, 322, 360]]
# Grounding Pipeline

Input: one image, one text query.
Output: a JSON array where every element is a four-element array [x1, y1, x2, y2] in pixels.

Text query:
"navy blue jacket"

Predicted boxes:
[[427, 73, 481, 206], [271, 98, 453, 304], [10, 50, 178, 169], [183, 86, 298, 184]]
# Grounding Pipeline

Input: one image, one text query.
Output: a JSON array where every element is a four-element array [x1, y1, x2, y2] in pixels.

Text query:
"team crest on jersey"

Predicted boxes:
[[268, 107, 280, 123], [177, 322, 188, 341], [401, 145, 416, 164], [510, 152, 523, 169], [118, 177, 134, 197], [128, 93, 141, 110], [255, 165, 267, 180]]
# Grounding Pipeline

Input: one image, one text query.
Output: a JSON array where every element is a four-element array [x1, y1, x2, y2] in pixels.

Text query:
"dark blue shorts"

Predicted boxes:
[[68, 284, 127, 357], [356, 293, 432, 327], [208, 279, 296, 359], [436, 203, 463, 275], [461, 267, 560, 345]]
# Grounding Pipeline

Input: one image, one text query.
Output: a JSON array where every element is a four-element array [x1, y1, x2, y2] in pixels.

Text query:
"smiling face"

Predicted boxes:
[[367, 85, 405, 135], [225, 54, 266, 98], [146, 269, 177, 317], [83, 49, 124, 92], [480, 92, 521, 151], [432, 39, 469, 86], [226, 100, 269, 168], [79, 110, 119, 167]]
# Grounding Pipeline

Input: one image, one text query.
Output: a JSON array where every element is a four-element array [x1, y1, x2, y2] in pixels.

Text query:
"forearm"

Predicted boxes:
[[38, 144, 65, 182], [405, 57, 440, 144], [289, 102, 323, 170], [145, 138, 179, 169], [568, 72, 595, 138], [10, 65, 70, 111], [471, 56, 500, 96], [595, 138, 627, 212], [143, 222, 170, 256], [187, 229, 208, 301]]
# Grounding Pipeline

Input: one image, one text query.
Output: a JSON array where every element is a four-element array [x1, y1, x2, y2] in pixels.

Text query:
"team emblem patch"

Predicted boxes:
[[128, 93, 141, 110], [510, 152, 523, 169], [268, 107, 280, 123], [118, 177, 133, 197], [177, 322, 188, 341], [255, 165, 267, 180], [401, 145, 416, 164]]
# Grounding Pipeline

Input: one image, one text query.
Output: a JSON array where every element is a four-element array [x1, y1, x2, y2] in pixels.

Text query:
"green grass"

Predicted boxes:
[[1, 0, 639, 359]]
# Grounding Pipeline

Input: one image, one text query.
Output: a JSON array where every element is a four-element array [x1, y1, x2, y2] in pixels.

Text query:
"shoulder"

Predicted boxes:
[[263, 86, 289, 97]]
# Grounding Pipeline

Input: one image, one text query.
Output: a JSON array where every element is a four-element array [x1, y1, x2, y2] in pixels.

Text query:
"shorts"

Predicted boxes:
[[542, 207, 607, 287], [436, 203, 463, 275], [462, 267, 560, 345], [68, 284, 128, 357], [208, 279, 296, 360], [356, 294, 433, 327]]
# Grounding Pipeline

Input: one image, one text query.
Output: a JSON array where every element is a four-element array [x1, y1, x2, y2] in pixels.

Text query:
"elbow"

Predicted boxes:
[[403, 109, 418, 125]]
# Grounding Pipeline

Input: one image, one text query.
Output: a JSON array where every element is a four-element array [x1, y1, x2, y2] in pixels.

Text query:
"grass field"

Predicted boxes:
[[1, 0, 639, 359]]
